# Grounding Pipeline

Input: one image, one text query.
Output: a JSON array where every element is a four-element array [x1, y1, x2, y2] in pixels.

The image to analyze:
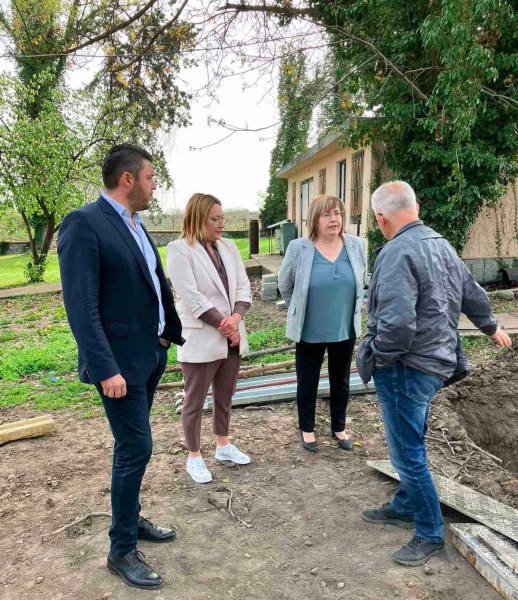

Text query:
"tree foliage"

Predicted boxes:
[[0, 0, 195, 281], [0, 70, 140, 280], [260, 52, 312, 228], [314, 0, 517, 251], [220, 0, 518, 252]]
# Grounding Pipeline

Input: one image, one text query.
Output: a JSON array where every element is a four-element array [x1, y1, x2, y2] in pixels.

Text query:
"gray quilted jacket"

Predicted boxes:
[[356, 221, 497, 383]]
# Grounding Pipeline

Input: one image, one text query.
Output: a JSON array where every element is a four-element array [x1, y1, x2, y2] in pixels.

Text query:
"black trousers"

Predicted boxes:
[[97, 343, 168, 556], [295, 338, 356, 433]]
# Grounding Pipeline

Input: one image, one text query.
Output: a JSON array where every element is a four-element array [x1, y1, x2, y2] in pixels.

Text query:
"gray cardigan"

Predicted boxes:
[[278, 234, 367, 343]]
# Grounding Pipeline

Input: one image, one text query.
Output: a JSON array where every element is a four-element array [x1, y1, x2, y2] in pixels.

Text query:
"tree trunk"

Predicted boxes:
[[40, 213, 56, 260], [20, 211, 39, 263]]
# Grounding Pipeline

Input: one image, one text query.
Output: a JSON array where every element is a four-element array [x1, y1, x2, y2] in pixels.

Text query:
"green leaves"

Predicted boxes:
[[311, 0, 517, 252], [260, 52, 313, 227]]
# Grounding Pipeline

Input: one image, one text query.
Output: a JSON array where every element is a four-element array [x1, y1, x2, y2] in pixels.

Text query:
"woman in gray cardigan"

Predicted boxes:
[[278, 194, 366, 452]]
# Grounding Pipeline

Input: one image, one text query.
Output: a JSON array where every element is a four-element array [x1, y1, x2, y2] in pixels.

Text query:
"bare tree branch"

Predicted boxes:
[[217, 3, 429, 102], [220, 3, 318, 18], [11, 0, 37, 53], [64, 0, 160, 55], [190, 54, 376, 150], [481, 86, 518, 109], [109, 0, 191, 73]]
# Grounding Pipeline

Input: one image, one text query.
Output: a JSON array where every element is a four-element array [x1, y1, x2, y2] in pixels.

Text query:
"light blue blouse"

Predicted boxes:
[[301, 246, 356, 343]]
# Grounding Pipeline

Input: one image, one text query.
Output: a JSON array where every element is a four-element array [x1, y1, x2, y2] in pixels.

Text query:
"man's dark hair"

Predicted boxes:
[[102, 144, 153, 190]]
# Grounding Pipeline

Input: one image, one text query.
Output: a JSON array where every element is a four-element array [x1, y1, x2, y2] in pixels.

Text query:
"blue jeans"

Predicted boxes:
[[373, 363, 444, 543], [96, 343, 168, 556]]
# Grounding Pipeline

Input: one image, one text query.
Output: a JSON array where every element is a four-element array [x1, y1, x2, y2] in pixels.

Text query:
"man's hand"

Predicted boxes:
[[101, 374, 127, 398], [491, 327, 512, 348]]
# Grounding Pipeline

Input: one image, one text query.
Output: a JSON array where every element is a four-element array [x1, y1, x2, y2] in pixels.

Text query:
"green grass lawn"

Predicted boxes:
[[0, 236, 271, 289], [0, 253, 62, 288], [0, 293, 290, 414]]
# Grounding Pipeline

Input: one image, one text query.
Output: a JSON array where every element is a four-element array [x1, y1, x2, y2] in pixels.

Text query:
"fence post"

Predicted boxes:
[[249, 219, 259, 257]]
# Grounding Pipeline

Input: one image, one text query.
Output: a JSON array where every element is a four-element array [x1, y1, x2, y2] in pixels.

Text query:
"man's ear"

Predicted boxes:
[[377, 214, 388, 228], [120, 171, 134, 189], [416, 202, 420, 216]]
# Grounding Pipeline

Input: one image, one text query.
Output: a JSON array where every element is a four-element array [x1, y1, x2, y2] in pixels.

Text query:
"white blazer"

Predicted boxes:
[[166, 238, 252, 362]]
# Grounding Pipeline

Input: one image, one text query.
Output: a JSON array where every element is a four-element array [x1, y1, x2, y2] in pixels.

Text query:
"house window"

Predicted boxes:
[[318, 168, 326, 194], [300, 178, 313, 237], [350, 150, 364, 225], [291, 181, 296, 221], [337, 160, 346, 201]]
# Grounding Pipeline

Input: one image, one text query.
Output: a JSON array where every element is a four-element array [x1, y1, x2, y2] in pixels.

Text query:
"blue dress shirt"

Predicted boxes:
[[102, 192, 165, 336]]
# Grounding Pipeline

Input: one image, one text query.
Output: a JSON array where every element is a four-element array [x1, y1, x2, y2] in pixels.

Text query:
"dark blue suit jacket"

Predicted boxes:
[[58, 196, 183, 386]]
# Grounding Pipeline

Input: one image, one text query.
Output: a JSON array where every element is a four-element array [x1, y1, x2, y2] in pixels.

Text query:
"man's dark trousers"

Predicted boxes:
[[97, 343, 168, 556]]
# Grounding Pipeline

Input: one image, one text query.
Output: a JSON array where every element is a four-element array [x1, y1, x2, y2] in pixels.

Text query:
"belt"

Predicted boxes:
[[158, 337, 171, 349]]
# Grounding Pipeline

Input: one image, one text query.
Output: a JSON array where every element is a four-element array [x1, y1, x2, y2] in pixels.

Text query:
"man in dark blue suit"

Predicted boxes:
[[58, 144, 184, 590]]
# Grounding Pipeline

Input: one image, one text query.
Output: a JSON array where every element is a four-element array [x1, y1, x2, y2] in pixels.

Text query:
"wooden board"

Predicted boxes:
[[451, 524, 518, 600], [476, 526, 518, 576], [458, 313, 518, 336], [367, 460, 518, 543], [0, 415, 55, 446]]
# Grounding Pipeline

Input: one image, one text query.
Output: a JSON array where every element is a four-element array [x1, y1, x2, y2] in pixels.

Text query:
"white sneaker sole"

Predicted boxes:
[[186, 468, 213, 484], [215, 455, 251, 465]]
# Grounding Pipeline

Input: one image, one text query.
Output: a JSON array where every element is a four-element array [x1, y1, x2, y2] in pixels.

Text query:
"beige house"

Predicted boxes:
[[277, 132, 518, 282]]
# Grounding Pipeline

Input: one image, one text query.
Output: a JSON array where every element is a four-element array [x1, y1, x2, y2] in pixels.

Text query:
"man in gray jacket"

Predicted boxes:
[[357, 181, 511, 566]]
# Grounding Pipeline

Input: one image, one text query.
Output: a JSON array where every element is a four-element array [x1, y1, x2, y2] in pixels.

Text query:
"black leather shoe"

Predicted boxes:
[[331, 431, 353, 451], [107, 549, 164, 589], [300, 430, 318, 453], [137, 516, 177, 543]]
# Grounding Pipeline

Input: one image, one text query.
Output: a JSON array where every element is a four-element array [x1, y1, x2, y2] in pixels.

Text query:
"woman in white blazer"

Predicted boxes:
[[167, 193, 252, 484], [278, 194, 366, 453]]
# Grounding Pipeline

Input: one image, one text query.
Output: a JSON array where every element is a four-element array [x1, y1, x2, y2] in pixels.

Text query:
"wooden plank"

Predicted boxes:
[[0, 415, 55, 446], [0, 414, 51, 432], [367, 460, 518, 543], [476, 526, 518, 576], [451, 524, 518, 600], [458, 313, 518, 337]]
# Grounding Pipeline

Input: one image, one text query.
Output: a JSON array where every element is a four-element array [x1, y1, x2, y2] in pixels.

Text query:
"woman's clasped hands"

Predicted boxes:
[[218, 314, 241, 347]]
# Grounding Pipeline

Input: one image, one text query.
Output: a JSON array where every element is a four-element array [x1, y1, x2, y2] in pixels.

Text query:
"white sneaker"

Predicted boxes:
[[215, 443, 251, 465], [186, 456, 212, 484]]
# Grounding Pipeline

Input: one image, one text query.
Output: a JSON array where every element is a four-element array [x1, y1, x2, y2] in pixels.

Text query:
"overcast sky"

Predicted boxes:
[[0, 58, 279, 215], [159, 65, 278, 212]]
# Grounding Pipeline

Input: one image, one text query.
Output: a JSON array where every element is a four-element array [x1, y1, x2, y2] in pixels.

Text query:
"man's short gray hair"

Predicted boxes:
[[371, 181, 417, 217]]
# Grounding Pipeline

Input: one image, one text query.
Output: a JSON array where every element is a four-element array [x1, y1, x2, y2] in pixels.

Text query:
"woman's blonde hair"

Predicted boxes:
[[181, 193, 222, 244], [306, 194, 345, 240]]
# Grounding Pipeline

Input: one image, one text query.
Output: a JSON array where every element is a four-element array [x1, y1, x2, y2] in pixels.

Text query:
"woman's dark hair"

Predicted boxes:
[[102, 144, 153, 190]]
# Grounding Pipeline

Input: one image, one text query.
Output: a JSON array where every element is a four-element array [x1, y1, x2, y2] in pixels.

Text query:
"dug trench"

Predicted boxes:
[[441, 346, 518, 474]]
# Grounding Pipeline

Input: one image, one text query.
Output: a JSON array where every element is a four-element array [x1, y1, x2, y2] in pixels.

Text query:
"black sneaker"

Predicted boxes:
[[362, 502, 415, 529], [393, 536, 445, 566]]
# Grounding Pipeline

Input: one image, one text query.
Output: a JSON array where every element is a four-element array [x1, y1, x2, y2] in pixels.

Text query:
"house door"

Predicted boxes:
[[300, 178, 313, 237]]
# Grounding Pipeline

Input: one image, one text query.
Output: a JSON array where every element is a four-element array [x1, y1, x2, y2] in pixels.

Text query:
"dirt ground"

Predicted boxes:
[[1, 291, 517, 600], [2, 375, 517, 600]]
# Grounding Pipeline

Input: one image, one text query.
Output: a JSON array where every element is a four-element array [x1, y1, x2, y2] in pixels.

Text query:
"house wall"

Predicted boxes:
[[462, 186, 518, 260], [286, 144, 373, 239], [282, 142, 517, 282]]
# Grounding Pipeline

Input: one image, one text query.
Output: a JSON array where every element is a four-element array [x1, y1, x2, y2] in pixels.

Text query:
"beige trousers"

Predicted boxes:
[[181, 350, 240, 451]]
